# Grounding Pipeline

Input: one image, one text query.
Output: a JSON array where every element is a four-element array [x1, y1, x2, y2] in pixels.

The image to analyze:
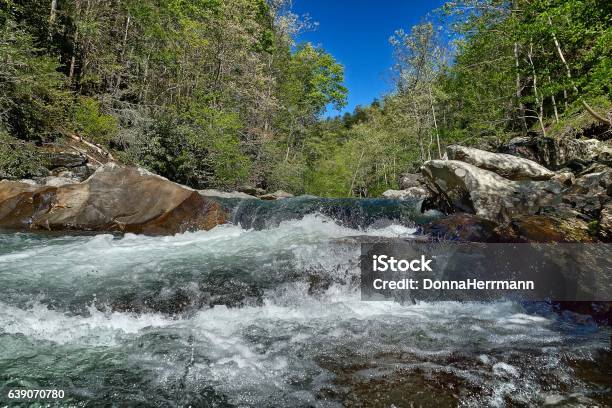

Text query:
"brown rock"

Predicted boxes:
[[509, 214, 594, 243], [422, 213, 507, 242], [599, 203, 612, 242], [0, 163, 227, 235]]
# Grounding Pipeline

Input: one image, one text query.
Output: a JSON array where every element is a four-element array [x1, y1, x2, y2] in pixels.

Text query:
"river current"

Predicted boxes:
[[0, 197, 609, 407]]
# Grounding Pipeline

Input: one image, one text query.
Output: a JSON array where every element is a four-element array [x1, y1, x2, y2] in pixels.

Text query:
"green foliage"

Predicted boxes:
[[123, 107, 250, 189], [2, 0, 609, 198], [73, 97, 119, 145], [0, 13, 68, 140], [0, 130, 48, 179]]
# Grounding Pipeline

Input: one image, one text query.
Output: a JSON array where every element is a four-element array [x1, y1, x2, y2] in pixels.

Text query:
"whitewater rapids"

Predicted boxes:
[[0, 211, 609, 407]]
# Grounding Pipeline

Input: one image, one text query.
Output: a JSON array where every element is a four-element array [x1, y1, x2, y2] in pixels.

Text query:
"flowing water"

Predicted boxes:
[[0, 197, 609, 407]]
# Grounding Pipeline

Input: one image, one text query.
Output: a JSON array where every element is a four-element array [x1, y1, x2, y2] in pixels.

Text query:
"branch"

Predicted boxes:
[[582, 100, 612, 126], [67, 134, 115, 161]]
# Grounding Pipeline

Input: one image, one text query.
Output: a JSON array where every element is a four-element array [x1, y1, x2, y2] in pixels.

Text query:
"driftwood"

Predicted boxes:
[[67, 134, 115, 161]]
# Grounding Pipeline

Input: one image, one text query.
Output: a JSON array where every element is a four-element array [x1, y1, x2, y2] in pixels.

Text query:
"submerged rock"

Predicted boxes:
[[421, 160, 561, 222], [447, 145, 554, 180], [0, 163, 227, 235]]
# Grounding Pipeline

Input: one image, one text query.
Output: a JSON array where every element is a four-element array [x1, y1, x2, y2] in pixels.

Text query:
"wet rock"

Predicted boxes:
[[0, 163, 227, 235], [382, 187, 431, 200], [509, 214, 594, 243], [499, 136, 612, 169], [422, 213, 507, 242], [556, 302, 612, 325], [421, 160, 561, 223], [259, 190, 294, 200], [447, 145, 554, 180]]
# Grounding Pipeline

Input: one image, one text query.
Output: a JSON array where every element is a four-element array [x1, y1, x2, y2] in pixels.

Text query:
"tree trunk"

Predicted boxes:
[[514, 42, 528, 133], [48, 0, 58, 39], [547, 15, 611, 125], [68, 0, 81, 87], [348, 149, 365, 197], [428, 86, 442, 159], [548, 76, 559, 123], [527, 42, 546, 137]]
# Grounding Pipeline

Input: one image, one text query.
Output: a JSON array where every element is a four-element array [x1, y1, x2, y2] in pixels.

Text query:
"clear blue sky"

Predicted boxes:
[[292, 0, 446, 117]]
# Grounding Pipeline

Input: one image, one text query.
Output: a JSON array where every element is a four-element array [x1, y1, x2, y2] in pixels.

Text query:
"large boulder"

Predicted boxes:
[[499, 136, 612, 169], [421, 160, 562, 223], [0, 163, 227, 235], [446, 145, 554, 180]]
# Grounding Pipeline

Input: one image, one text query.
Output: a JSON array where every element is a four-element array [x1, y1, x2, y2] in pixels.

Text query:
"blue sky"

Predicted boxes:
[[292, 0, 446, 117]]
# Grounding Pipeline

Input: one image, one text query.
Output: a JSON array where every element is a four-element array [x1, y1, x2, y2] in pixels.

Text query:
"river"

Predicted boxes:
[[0, 197, 609, 407]]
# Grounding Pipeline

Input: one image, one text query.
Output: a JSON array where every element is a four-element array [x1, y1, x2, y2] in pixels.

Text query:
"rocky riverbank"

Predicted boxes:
[[386, 135, 611, 243]]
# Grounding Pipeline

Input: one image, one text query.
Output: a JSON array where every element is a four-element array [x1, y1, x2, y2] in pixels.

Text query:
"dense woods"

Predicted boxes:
[[1, 0, 610, 196]]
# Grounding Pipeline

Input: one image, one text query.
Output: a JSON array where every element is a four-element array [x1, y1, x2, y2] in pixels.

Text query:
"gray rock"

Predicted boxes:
[[35, 176, 81, 187], [599, 203, 612, 241], [259, 190, 294, 200], [44, 152, 87, 169], [421, 160, 561, 222], [398, 172, 425, 189], [447, 145, 555, 180], [236, 185, 266, 196], [499, 136, 612, 169], [382, 187, 431, 200], [50, 164, 94, 182], [563, 168, 612, 217], [199, 189, 258, 199], [552, 171, 575, 186]]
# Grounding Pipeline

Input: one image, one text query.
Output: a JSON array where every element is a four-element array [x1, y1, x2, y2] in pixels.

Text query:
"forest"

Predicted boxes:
[[1, 0, 610, 197]]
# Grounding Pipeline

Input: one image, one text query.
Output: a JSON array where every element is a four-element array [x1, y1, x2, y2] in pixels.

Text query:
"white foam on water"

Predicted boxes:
[[0, 214, 608, 406], [0, 301, 173, 346]]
